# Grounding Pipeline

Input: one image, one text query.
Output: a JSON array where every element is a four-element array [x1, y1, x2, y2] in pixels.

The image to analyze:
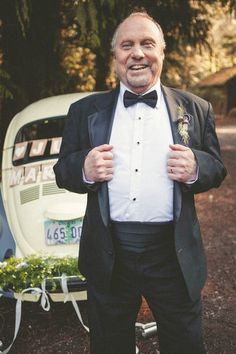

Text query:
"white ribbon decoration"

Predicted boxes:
[[60, 274, 89, 332], [0, 279, 140, 353], [0, 283, 50, 354]]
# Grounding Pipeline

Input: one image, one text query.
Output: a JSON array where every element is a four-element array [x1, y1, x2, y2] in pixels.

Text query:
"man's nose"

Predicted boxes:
[[131, 46, 145, 59]]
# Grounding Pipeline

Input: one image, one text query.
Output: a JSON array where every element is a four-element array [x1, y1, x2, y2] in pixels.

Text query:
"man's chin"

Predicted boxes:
[[127, 80, 151, 93], [126, 74, 153, 88]]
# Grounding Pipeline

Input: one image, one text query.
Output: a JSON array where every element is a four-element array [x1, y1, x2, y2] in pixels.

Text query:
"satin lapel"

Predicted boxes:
[[88, 109, 113, 147], [162, 86, 182, 145], [162, 86, 182, 221], [88, 90, 119, 227]]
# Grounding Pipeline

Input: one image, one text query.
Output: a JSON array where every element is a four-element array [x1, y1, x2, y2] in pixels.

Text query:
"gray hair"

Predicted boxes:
[[111, 12, 166, 52]]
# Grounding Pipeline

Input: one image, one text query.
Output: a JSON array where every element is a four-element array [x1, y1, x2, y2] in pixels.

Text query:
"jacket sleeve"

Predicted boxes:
[[53, 103, 100, 194], [183, 102, 227, 194]]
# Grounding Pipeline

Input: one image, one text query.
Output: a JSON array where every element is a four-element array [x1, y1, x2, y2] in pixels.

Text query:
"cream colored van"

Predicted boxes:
[[1, 92, 93, 260]]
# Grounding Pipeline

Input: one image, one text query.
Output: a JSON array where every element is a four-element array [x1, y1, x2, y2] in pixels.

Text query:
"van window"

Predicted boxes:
[[13, 116, 65, 166]]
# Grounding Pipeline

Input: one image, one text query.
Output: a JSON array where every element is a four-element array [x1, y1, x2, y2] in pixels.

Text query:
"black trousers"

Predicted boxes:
[[87, 222, 206, 354]]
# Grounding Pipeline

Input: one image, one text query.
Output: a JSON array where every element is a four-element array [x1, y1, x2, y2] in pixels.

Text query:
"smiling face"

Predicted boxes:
[[113, 15, 165, 94]]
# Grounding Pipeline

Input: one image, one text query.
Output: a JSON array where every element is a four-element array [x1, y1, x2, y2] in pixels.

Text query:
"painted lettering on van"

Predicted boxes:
[[10, 163, 55, 187], [24, 165, 40, 184], [9, 167, 24, 186], [12, 137, 62, 161], [29, 139, 47, 157], [42, 164, 55, 181], [50, 138, 62, 155], [13, 142, 28, 161]]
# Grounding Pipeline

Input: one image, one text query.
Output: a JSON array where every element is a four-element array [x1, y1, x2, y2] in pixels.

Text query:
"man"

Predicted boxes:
[[54, 11, 227, 354]]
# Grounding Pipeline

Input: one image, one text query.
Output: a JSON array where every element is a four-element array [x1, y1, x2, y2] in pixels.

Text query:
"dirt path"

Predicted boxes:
[[0, 120, 235, 354]]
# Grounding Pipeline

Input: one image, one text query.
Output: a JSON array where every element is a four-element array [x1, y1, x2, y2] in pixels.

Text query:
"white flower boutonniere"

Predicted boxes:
[[177, 105, 192, 145]]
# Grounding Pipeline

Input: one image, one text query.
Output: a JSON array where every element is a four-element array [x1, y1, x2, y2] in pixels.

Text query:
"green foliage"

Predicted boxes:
[[0, 68, 14, 100], [71, 0, 236, 89], [192, 85, 228, 117], [15, 0, 31, 38], [0, 255, 84, 293], [0, 0, 235, 122]]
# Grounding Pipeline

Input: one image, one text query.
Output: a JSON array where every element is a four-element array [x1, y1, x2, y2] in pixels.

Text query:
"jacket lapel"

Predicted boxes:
[[162, 86, 183, 221], [88, 89, 119, 227], [162, 86, 183, 145], [88, 90, 118, 146]]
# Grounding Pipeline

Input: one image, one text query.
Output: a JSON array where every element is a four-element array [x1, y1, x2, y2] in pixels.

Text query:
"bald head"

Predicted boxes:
[[111, 12, 166, 52]]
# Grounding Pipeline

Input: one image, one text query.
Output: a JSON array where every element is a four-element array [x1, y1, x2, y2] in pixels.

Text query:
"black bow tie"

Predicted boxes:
[[123, 90, 157, 108]]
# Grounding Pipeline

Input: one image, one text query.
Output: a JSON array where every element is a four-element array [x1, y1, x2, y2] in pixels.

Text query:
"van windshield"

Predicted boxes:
[[13, 116, 65, 166]]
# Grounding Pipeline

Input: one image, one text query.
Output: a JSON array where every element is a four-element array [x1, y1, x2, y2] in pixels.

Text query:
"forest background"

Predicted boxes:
[[0, 0, 236, 162]]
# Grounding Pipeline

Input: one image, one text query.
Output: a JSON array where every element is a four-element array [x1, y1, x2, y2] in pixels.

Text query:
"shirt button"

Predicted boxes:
[[133, 197, 136, 201], [138, 117, 141, 120], [137, 141, 140, 145], [135, 168, 138, 172]]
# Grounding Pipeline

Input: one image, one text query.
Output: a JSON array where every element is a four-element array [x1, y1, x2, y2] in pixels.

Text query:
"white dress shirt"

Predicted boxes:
[[108, 81, 174, 222]]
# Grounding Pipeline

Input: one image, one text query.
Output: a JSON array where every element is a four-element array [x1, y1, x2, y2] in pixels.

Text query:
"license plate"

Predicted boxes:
[[44, 218, 83, 245]]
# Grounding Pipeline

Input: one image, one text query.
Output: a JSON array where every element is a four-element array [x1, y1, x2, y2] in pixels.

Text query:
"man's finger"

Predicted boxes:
[[169, 144, 189, 151], [102, 151, 113, 160], [94, 144, 113, 152]]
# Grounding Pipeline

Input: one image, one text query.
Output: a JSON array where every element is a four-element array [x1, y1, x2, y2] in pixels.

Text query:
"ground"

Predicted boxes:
[[0, 119, 235, 354]]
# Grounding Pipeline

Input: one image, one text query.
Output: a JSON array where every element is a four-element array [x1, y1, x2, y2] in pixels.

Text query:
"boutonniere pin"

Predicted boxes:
[[177, 105, 192, 145]]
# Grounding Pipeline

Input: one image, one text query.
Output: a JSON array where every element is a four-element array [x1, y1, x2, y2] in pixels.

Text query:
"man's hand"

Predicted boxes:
[[84, 144, 114, 182], [167, 144, 197, 183]]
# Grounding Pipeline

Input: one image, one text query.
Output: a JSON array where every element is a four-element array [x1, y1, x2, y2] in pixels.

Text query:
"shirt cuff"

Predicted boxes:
[[185, 167, 199, 184], [82, 169, 95, 184]]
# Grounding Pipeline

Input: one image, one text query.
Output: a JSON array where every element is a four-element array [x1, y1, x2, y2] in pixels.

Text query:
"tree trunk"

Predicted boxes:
[[95, 50, 111, 91]]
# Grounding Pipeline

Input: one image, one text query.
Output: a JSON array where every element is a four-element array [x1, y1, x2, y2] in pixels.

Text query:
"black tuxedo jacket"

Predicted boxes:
[[54, 85, 227, 301]]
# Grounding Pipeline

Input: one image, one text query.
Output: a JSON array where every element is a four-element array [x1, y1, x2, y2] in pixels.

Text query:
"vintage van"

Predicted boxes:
[[0, 92, 92, 263]]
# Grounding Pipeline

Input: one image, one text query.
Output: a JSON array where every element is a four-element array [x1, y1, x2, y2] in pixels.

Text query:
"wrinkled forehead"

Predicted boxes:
[[115, 16, 163, 46]]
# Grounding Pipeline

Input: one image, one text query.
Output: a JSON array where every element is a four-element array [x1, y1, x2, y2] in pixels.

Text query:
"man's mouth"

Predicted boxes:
[[129, 64, 149, 71]]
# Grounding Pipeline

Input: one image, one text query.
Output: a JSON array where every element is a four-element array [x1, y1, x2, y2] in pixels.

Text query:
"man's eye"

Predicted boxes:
[[122, 43, 132, 50], [143, 42, 154, 48]]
